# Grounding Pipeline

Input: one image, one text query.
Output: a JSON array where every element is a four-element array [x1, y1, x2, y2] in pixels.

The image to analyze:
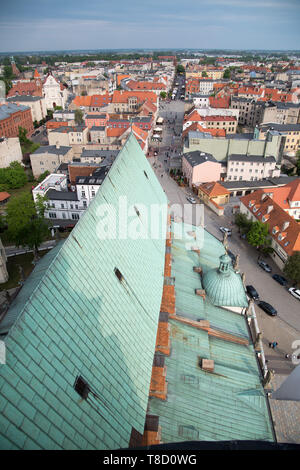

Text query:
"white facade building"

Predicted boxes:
[[43, 74, 68, 110], [226, 155, 280, 182]]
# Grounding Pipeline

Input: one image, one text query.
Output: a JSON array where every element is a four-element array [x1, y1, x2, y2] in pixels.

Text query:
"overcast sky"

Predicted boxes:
[[1, 0, 300, 53]]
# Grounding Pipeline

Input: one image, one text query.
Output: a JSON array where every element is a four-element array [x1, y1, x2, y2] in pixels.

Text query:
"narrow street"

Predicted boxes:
[[150, 98, 300, 377]]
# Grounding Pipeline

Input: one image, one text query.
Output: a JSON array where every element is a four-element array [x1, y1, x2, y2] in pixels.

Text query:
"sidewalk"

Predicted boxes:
[[5, 240, 56, 257]]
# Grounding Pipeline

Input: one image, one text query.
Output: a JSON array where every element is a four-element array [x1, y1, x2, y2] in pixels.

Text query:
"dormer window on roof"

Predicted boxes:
[[272, 226, 279, 234], [278, 232, 287, 241]]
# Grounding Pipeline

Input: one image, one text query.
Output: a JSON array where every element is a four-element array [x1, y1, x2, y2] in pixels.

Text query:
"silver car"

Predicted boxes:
[[288, 287, 300, 301]]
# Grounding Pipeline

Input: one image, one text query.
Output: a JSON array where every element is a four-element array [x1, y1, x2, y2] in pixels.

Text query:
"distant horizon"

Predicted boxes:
[[1, 0, 299, 53], [1, 47, 300, 56]]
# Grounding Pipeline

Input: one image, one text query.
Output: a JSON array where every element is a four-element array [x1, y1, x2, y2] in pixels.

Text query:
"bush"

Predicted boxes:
[[0, 161, 28, 190]]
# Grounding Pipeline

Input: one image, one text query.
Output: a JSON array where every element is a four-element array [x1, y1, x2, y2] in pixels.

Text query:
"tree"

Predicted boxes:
[[18, 127, 40, 155], [234, 212, 252, 234], [74, 109, 84, 125], [202, 71, 208, 78], [283, 252, 300, 284], [6, 192, 49, 259], [247, 221, 269, 248], [176, 64, 185, 74], [0, 161, 27, 189], [160, 91, 167, 99], [36, 170, 50, 184], [223, 69, 231, 79]]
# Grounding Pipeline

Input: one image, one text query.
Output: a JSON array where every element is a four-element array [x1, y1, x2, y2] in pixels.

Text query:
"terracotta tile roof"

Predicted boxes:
[[116, 74, 131, 86], [0, 191, 10, 202], [106, 127, 127, 138], [209, 96, 230, 108], [237, 86, 263, 96], [199, 181, 230, 198], [7, 81, 42, 97], [132, 124, 148, 143], [262, 179, 300, 209], [240, 190, 300, 256], [72, 95, 92, 107], [33, 69, 40, 78], [90, 93, 111, 107], [68, 164, 100, 185], [112, 90, 157, 104], [127, 80, 166, 91], [139, 99, 157, 116], [182, 122, 226, 138], [72, 93, 111, 108]]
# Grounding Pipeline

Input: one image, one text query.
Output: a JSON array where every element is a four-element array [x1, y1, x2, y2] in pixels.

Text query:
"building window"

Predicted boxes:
[[72, 213, 80, 220], [49, 212, 57, 219]]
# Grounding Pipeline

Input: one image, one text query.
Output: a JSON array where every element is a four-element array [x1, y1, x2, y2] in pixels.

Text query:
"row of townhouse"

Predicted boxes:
[[240, 182, 300, 269], [230, 97, 300, 128], [183, 108, 239, 135], [182, 150, 280, 187], [259, 123, 300, 156]]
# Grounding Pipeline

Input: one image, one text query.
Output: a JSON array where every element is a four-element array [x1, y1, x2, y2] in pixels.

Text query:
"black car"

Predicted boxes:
[[257, 260, 272, 273], [246, 285, 259, 301], [272, 274, 288, 286], [258, 301, 277, 316]]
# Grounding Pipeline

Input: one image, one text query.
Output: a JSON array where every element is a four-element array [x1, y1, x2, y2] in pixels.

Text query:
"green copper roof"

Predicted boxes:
[[202, 253, 248, 308], [0, 243, 64, 336], [147, 222, 275, 443], [0, 134, 168, 450]]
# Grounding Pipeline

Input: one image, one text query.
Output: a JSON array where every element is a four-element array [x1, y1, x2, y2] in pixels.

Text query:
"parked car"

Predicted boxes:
[[288, 287, 300, 301], [246, 285, 259, 301], [257, 260, 272, 273], [258, 301, 277, 316], [186, 196, 196, 204], [219, 227, 232, 236], [272, 274, 288, 286]]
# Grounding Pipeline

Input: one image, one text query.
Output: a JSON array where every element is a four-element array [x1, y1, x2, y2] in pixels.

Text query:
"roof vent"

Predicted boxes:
[[114, 267, 123, 282], [74, 375, 90, 399], [200, 359, 214, 372]]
